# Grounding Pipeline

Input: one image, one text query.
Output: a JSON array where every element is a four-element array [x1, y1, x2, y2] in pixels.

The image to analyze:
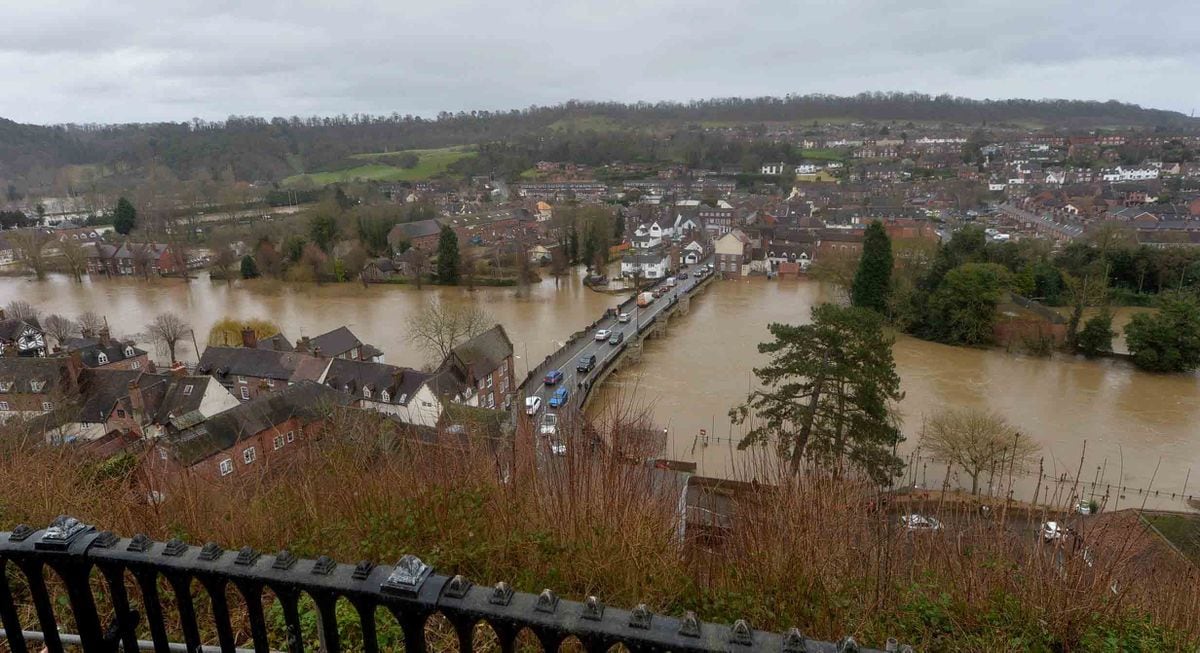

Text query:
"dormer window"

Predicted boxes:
[[363, 387, 372, 400], [125, 346, 135, 357], [30, 381, 45, 392], [381, 390, 390, 403], [182, 384, 194, 396], [0, 382, 11, 392], [97, 352, 109, 365]]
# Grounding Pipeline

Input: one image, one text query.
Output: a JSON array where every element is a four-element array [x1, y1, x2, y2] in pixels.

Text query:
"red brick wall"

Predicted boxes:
[[186, 416, 317, 481]]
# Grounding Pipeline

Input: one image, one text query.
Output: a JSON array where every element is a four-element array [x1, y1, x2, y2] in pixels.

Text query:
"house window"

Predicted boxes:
[[381, 391, 390, 403], [240, 386, 250, 400], [159, 448, 168, 460], [243, 447, 256, 464], [363, 387, 372, 400], [117, 409, 126, 418], [42, 402, 53, 411], [130, 361, 140, 370], [238, 376, 247, 384], [97, 352, 108, 365], [266, 378, 274, 388], [219, 459, 234, 476], [273, 435, 284, 450], [0, 382, 12, 392], [31, 381, 45, 392], [421, 401, 433, 408], [486, 376, 493, 389], [183, 384, 193, 396], [0, 401, 8, 411], [124, 346, 135, 357], [286, 430, 295, 443]]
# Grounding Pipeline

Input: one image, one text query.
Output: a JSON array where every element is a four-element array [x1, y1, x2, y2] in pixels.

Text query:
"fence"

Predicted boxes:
[[0, 518, 906, 653]]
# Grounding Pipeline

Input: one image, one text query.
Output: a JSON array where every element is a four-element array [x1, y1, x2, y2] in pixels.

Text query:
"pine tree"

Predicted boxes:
[[240, 255, 260, 279], [851, 221, 892, 314], [730, 304, 904, 484], [113, 197, 137, 235], [436, 226, 461, 284]]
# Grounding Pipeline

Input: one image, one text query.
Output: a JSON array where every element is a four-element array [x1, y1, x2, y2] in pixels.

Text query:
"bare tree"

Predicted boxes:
[[58, 237, 88, 283], [146, 313, 191, 364], [77, 312, 105, 337], [131, 243, 154, 280], [923, 408, 1040, 495], [408, 248, 429, 289], [41, 314, 78, 349], [4, 300, 41, 323], [405, 298, 494, 364], [8, 229, 50, 280], [210, 244, 239, 284]]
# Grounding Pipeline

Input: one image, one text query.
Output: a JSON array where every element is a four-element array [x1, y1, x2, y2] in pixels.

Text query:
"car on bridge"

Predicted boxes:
[[549, 387, 569, 408], [608, 332, 624, 345], [577, 354, 596, 373], [618, 312, 631, 323], [595, 329, 611, 341], [524, 396, 542, 415], [544, 370, 564, 385]]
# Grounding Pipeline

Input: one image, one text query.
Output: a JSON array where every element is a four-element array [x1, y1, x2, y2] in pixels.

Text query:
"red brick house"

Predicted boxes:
[[436, 325, 515, 410], [147, 381, 352, 481]]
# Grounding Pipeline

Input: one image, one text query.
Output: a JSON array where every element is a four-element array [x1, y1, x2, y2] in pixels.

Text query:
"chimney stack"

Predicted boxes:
[[241, 328, 257, 349], [0, 308, 6, 320], [169, 361, 187, 378], [99, 327, 111, 346], [127, 379, 144, 421]]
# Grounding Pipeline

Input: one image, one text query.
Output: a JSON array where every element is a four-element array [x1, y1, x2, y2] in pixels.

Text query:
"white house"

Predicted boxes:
[[795, 163, 819, 175], [761, 162, 789, 175], [1102, 167, 1160, 182], [320, 359, 443, 428], [621, 249, 671, 279], [682, 240, 707, 265]]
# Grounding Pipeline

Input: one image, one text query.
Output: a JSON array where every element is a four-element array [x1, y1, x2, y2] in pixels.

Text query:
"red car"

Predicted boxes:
[[544, 370, 564, 385]]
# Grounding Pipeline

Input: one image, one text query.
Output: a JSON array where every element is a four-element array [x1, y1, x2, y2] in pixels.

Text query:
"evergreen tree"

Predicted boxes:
[[240, 255, 260, 279], [731, 304, 904, 484], [309, 213, 339, 254], [436, 226, 461, 284], [851, 221, 893, 314], [1076, 311, 1115, 358], [113, 197, 137, 235], [1125, 293, 1200, 372]]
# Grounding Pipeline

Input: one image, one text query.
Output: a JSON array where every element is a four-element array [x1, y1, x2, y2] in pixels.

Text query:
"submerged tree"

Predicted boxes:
[[405, 298, 494, 365], [730, 304, 904, 484], [924, 408, 1039, 495], [147, 313, 191, 363], [1125, 293, 1200, 373]]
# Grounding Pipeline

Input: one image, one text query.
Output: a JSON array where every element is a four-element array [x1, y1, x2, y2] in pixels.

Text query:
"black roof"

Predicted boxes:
[[306, 326, 362, 357], [0, 357, 72, 395], [388, 219, 442, 243], [324, 359, 430, 405], [76, 369, 142, 423], [197, 347, 322, 381], [164, 381, 352, 466], [446, 325, 512, 378], [65, 337, 147, 368], [256, 332, 294, 352]]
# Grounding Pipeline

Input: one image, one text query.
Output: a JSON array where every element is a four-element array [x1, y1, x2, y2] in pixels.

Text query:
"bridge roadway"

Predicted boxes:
[[518, 256, 715, 425]]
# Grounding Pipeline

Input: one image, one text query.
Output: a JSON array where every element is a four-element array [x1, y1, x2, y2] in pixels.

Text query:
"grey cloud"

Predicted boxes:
[[0, 0, 1196, 124]]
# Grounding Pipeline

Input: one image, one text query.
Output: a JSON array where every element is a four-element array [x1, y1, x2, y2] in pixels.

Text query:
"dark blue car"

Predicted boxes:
[[544, 369, 564, 385], [549, 387, 569, 408]]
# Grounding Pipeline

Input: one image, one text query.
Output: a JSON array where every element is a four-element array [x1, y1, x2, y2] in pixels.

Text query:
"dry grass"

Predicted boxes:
[[1, 407, 1198, 651]]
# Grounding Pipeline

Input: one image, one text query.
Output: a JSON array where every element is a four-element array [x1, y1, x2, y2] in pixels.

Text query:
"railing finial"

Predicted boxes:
[[382, 554, 431, 595]]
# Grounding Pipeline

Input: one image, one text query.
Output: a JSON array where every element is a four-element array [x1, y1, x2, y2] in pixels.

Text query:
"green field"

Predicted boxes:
[[283, 146, 475, 186]]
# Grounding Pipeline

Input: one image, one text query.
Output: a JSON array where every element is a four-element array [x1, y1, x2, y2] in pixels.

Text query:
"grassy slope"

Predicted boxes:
[[283, 146, 476, 186]]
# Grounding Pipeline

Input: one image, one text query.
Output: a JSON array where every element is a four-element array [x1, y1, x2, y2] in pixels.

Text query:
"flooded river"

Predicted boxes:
[[4, 273, 1199, 510]]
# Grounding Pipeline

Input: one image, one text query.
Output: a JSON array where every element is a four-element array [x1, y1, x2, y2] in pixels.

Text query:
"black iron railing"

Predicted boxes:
[[0, 517, 908, 653]]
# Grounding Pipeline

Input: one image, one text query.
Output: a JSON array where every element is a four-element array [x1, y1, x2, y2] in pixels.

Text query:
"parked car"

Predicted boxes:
[[549, 387, 569, 408], [608, 332, 624, 345], [678, 272, 689, 280], [539, 412, 558, 436], [899, 514, 942, 531], [524, 396, 542, 415], [1041, 521, 1073, 542], [549, 439, 567, 456], [543, 370, 563, 385], [577, 354, 596, 373], [595, 329, 612, 341], [618, 312, 631, 323]]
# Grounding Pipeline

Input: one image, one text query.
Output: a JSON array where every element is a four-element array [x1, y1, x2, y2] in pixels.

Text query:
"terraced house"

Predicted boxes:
[[436, 325, 514, 410]]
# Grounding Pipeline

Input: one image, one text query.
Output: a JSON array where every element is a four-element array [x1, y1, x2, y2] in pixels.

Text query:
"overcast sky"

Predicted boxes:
[[1, 0, 1197, 125]]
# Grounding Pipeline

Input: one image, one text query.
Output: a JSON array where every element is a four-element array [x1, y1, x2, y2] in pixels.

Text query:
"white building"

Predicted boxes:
[[621, 249, 671, 279]]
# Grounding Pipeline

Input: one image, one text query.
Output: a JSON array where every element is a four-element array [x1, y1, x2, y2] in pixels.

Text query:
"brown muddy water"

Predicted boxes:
[[5, 273, 1199, 510]]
